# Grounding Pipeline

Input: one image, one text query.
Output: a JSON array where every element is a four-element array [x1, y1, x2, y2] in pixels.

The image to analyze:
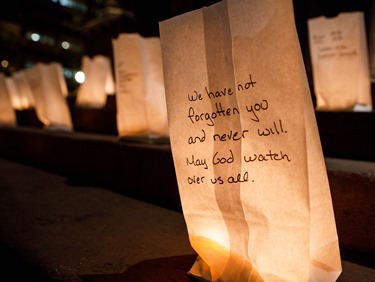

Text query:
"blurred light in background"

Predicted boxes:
[[1, 60, 9, 68], [61, 41, 70, 50], [30, 33, 40, 42], [75, 71, 85, 83]]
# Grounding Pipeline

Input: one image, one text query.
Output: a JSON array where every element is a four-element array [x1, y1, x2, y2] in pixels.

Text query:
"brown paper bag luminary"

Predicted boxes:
[[112, 33, 169, 137], [308, 12, 372, 111], [0, 74, 17, 125], [24, 62, 73, 131], [75, 55, 115, 108], [5, 71, 36, 111], [159, 0, 342, 281]]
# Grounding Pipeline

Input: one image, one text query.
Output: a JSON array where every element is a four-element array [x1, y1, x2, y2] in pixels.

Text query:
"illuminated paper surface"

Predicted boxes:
[[13, 70, 36, 109], [308, 12, 372, 111], [370, 2, 375, 82], [5, 76, 28, 110], [112, 33, 168, 137], [75, 55, 115, 108], [5, 71, 36, 111], [159, 0, 342, 281], [24, 62, 73, 130], [54, 63, 69, 98], [142, 37, 169, 137], [0, 74, 16, 125]]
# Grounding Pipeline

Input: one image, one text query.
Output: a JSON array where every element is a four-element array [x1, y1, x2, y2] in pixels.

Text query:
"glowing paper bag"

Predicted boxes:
[[5, 76, 28, 110], [0, 74, 16, 125], [12, 70, 36, 109], [24, 62, 73, 131], [370, 2, 375, 82], [75, 55, 115, 108], [5, 70, 36, 111], [54, 62, 69, 98], [112, 33, 168, 137], [142, 37, 169, 137], [308, 12, 372, 111], [159, 0, 342, 281]]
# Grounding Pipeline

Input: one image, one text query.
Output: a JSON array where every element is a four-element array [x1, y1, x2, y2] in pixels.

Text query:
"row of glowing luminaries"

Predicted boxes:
[[0, 33, 169, 137]]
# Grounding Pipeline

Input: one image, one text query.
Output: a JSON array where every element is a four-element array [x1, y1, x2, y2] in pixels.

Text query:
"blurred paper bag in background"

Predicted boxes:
[[308, 12, 372, 111], [5, 71, 36, 111], [12, 70, 37, 109], [142, 37, 169, 137], [54, 62, 69, 98], [369, 2, 375, 82], [4, 77, 25, 110], [24, 62, 73, 131], [75, 55, 115, 108], [159, 0, 342, 281], [0, 74, 16, 125], [112, 33, 168, 137]]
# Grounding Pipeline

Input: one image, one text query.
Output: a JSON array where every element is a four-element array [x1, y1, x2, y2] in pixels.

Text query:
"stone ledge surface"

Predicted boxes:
[[0, 157, 374, 281]]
